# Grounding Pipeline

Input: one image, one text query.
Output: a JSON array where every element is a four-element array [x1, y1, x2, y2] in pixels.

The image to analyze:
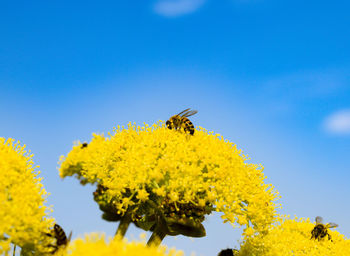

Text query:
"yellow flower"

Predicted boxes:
[[63, 233, 183, 256], [153, 187, 166, 197], [238, 216, 350, 256], [169, 192, 179, 202], [237, 215, 248, 226], [243, 226, 255, 237], [0, 138, 54, 255], [59, 121, 279, 232], [137, 189, 149, 202]]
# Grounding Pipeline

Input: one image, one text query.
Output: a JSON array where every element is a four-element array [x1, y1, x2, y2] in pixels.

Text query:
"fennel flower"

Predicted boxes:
[[0, 138, 54, 255], [59, 121, 279, 236], [238, 216, 350, 256], [60, 233, 183, 256]]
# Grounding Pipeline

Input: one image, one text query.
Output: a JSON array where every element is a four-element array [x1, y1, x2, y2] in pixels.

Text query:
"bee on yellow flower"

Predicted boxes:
[[311, 216, 338, 241], [59, 121, 279, 241], [239, 216, 350, 256], [166, 108, 198, 135]]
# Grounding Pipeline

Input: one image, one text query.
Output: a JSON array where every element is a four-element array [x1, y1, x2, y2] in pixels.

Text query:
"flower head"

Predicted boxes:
[[238, 216, 350, 256], [59, 121, 279, 234], [62, 233, 183, 256], [0, 138, 54, 254]]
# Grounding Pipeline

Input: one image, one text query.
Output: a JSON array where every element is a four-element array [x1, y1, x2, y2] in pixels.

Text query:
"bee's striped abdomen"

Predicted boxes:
[[311, 224, 329, 240], [54, 224, 68, 246], [182, 117, 195, 135]]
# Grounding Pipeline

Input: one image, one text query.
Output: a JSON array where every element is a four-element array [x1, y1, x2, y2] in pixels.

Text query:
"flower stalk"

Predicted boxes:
[[115, 213, 132, 238], [147, 225, 167, 247], [147, 213, 168, 247]]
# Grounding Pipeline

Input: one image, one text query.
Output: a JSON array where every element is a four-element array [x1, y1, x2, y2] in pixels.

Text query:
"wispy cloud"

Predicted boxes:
[[262, 69, 349, 98], [323, 109, 350, 135], [153, 0, 206, 17], [249, 69, 350, 116]]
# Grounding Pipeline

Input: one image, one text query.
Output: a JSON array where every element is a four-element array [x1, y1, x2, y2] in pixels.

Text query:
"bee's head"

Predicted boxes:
[[53, 224, 60, 232], [166, 120, 172, 129]]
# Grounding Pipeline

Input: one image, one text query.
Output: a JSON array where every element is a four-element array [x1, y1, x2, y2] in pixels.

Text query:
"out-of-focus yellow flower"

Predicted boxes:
[[61, 233, 183, 256], [0, 138, 54, 255], [137, 189, 149, 202], [59, 122, 279, 233], [238, 216, 350, 256]]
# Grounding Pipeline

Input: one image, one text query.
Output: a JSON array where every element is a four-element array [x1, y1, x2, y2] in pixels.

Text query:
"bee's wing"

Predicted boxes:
[[176, 108, 191, 116], [182, 110, 198, 117], [315, 216, 323, 224], [326, 223, 338, 228], [67, 231, 72, 242]]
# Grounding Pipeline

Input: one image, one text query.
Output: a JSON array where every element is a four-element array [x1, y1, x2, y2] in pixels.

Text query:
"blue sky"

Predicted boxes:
[[1, 0, 350, 255]]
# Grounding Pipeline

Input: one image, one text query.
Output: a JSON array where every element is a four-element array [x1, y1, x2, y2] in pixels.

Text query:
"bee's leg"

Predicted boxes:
[[328, 233, 332, 241], [183, 126, 188, 133], [47, 245, 58, 254]]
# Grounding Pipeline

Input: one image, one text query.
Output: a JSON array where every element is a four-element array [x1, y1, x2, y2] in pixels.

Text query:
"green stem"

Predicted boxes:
[[147, 223, 167, 247], [115, 213, 132, 238], [145, 200, 168, 247], [13, 245, 16, 256]]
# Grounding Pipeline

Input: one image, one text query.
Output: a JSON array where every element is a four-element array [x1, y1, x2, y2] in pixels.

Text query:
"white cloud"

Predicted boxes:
[[153, 0, 206, 17], [324, 109, 350, 135]]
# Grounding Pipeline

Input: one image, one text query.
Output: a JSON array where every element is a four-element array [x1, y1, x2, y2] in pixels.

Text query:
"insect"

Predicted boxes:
[[218, 248, 238, 256], [47, 224, 72, 254], [311, 216, 338, 241], [81, 142, 88, 148], [166, 108, 198, 135]]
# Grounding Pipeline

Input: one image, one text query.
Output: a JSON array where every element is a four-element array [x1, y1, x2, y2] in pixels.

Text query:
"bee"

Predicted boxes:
[[81, 142, 88, 148], [218, 248, 238, 256], [47, 224, 72, 254], [166, 108, 198, 135], [311, 216, 338, 241]]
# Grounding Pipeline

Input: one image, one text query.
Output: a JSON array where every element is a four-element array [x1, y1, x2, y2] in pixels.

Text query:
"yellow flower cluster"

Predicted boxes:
[[59, 122, 279, 232], [0, 138, 54, 255], [238, 216, 350, 256], [60, 233, 183, 256]]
